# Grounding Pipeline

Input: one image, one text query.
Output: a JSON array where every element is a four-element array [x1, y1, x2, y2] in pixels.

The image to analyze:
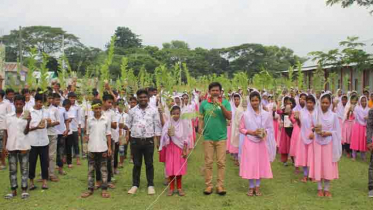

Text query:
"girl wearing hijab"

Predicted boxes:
[[229, 93, 244, 166], [239, 91, 276, 196], [294, 95, 316, 182], [277, 96, 296, 165], [350, 96, 370, 161], [159, 106, 189, 196], [342, 95, 359, 158], [289, 93, 307, 167], [308, 93, 342, 197], [181, 93, 196, 150]]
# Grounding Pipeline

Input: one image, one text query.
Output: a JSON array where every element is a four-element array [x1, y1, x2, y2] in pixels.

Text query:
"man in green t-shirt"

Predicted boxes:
[[199, 82, 232, 196]]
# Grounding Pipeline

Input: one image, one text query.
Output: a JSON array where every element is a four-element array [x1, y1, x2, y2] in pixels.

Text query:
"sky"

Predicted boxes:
[[1, 0, 373, 60]]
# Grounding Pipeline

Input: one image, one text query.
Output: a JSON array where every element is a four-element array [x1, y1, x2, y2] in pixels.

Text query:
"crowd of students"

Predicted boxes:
[[1, 81, 373, 200]]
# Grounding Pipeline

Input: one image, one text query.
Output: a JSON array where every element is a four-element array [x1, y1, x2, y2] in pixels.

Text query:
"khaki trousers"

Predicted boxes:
[[48, 135, 58, 177], [204, 140, 226, 188]]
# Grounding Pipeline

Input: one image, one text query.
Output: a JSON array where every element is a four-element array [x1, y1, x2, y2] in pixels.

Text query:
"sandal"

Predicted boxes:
[[317, 190, 324, 197], [21, 192, 30, 199], [108, 183, 116, 189], [101, 191, 110, 198], [42, 184, 49, 190], [59, 170, 67, 175], [167, 189, 174, 196], [4, 193, 15, 199], [29, 185, 37, 191], [49, 177, 59, 182], [247, 188, 255, 197], [324, 191, 332, 197], [255, 187, 262, 196], [81, 191, 94, 198], [178, 189, 186, 196], [300, 177, 308, 183]]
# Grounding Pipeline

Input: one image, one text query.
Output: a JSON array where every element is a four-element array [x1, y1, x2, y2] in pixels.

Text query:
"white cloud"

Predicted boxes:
[[1, 0, 372, 57]]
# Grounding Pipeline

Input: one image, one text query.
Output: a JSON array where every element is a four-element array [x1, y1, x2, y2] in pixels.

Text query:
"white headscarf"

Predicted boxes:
[[239, 91, 276, 162], [313, 93, 342, 162], [230, 93, 244, 148], [299, 95, 316, 145], [159, 110, 189, 150], [354, 96, 369, 126]]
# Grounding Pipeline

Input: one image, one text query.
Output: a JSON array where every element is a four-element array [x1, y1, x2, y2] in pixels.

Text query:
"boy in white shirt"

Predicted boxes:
[[56, 99, 73, 175], [46, 93, 61, 181], [67, 92, 82, 166], [0, 90, 12, 170], [118, 102, 129, 168], [81, 99, 112, 199], [28, 93, 50, 190], [3, 95, 31, 199]]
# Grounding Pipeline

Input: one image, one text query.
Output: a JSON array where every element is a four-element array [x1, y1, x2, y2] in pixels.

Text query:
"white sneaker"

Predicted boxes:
[[148, 186, 156, 195], [128, 186, 138, 194], [369, 190, 373, 198]]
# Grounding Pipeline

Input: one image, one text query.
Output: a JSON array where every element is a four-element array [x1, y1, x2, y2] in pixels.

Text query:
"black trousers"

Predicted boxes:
[[29, 145, 49, 180], [369, 153, 373, 191], [131, 138, 154, 187], [114, 142, 119, 168], [56, 135, 65, 167], [65, 134, 73, 165], [343, 143, 352, 154], [72, 131, 80, 157]]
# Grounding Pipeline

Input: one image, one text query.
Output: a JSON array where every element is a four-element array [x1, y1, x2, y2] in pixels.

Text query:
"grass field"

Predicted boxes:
[[1, 140, 373, 210]]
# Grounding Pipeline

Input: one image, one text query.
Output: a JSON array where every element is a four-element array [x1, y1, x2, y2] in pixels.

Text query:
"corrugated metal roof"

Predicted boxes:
[[3, 62, 29, 72]]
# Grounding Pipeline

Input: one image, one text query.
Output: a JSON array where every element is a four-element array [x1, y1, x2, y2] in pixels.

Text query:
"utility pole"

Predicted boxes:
[[19, 26, 23, 66]]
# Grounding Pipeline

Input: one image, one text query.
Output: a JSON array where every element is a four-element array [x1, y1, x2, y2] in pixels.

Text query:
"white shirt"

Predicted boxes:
[[149, 95, 157, 108], [102, 108, 116, 141], [5, 112, 31, 151], [55, 107, 69, 135], [28, 108, 49, 147], [126, 105, 162, 138], [0, 100, 12, 130], [80, 100, 91, 129], [111, 111, 121, 142], [69, 104, 81, 132], [3, 99, 15, 113], [47, 105, 60, 136], [120, 112, 129, 137], [87, 115, 111, 152], [24, 100, 35, 112]]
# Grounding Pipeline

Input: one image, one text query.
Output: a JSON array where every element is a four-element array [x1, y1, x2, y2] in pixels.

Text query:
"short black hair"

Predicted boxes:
[[92, 89, 99, 97], [136, 89, 149, 97], [34, 93, 46, 102], [68, 92, 77, 98], [208, 82, 222, 91], [102, 93, 114, 102], [62, 99, 71, 107], [249, 91, 261, 102], [92, 99, 103, 107], [21, 88, 30, 95], [306, 95, 316, 104], [129, 96, 137, 102], [14, 94, 25, 104], [53, 93, 61, 99], [6, 88, 14, 95], [342, 95, 348, 100], [0, 90, 5, 98], [350, 95, 358, 101], [148, 87, 156, 92]]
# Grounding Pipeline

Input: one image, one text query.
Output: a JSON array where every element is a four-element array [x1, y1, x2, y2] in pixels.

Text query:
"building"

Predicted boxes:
[[281, 63, 373, 94], [1, 62, 29, 89]]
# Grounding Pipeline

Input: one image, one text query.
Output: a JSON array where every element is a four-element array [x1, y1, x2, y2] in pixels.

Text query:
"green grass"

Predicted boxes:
[[1, 142, 373, 210]]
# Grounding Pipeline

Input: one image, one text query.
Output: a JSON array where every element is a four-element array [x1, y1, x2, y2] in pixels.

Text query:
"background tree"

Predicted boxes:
[[0, 26, 82, 57], [114, 27, 142, 49], [326, 0, 373, 13]]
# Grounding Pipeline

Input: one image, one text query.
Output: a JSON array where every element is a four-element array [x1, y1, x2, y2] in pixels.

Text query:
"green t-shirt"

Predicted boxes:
[[200, 99, 231, 141]]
